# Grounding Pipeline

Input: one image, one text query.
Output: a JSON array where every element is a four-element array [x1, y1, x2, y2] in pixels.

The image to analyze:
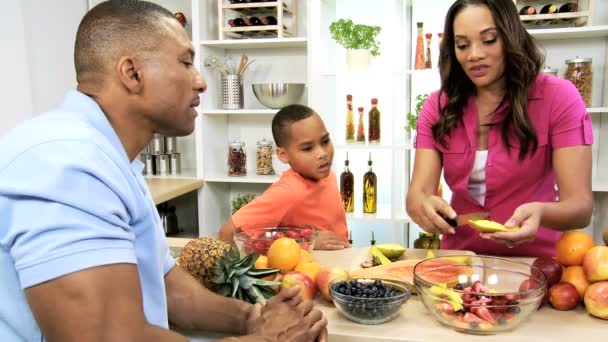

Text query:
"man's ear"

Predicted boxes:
[[276, 146, 289, 164], [116, 56, 143, 93]]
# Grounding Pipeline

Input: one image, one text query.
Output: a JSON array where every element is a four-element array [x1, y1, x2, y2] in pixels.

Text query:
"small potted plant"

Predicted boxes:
[[329, 19, 381, 71], [405, 93, 429, 143], [231, 193, 256, 214]]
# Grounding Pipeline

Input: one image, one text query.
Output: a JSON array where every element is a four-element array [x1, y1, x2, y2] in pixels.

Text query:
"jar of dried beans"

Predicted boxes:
[[256, 138, 274, 175], [564, 57, 593, 107], [228, 140, 247, 176]]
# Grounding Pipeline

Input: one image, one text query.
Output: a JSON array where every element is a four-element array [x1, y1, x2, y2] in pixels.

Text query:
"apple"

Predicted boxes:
[[584, 281, 608, 319], [583, 246, 608, 283], [281, 271, 316, 301], [532, 256, 563, 287], [549, 282, 580, 311], [316, 266, 349, 302]]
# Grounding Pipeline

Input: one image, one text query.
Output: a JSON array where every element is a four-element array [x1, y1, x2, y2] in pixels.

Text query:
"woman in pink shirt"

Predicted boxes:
[[406, 0, 593, 257]]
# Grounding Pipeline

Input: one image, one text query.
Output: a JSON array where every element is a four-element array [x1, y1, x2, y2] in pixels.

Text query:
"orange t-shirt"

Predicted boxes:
[[232, 169, 348, 240]]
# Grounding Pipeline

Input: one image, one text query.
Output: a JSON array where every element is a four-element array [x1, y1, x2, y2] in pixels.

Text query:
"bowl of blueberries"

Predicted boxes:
[[330, 278, 412, 325]]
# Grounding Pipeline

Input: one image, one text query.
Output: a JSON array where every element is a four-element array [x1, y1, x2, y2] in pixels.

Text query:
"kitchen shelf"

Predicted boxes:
[[346, 205, 412, 223], [201, 37, 307, 49], [144, 168, 198, 179], [205, 174, 280, 184], [145, 177, 204, 205], [588, 107, 608, 113], [520, 11, 592, 22], [593, 181, 608, 192], [223, 25, 294, 39], [528, 25, 608, 40], [203, 109, 278, 115], [223, 1, 293, 15], [335, 143, 411, 151]]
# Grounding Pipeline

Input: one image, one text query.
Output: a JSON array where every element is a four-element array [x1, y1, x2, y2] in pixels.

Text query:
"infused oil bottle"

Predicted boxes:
[[363, 153, 377, 213], [340, 152, 354, 212]]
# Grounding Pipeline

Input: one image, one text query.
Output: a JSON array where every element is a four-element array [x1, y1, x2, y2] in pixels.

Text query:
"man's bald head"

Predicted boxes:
[[74, 0, 176, 85]]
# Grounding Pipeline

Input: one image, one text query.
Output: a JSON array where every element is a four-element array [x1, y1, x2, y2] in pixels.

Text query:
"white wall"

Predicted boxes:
[[22, 0, 88, 115], [0, 1, 33, 136]]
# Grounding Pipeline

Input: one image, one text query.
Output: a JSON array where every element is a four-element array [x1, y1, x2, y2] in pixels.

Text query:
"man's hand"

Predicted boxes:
[[314, 230, 351, 250], [481, 202, 542, 247], [246, 287, 327, 341]]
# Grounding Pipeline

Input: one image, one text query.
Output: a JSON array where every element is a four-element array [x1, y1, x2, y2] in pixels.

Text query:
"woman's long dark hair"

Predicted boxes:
[[434, 0, 544, 160]]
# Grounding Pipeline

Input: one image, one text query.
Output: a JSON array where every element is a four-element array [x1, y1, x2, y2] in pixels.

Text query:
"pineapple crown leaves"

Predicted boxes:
[[212, 247, 281, 305]]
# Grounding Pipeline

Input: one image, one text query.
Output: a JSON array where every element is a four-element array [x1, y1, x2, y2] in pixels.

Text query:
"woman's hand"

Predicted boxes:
[[409, 194, 457, 236], [314, 230, 351, 250], [481, 202, 543, 247]]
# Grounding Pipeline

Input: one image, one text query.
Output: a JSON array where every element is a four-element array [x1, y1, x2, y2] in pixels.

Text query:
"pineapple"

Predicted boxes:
[[212, 247, 281, 304], [179, 237, 232, 287], [179, 237, 280, 304]]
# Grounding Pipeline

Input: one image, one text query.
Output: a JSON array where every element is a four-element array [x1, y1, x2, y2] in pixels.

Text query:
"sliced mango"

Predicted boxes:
[[445, 255, 473, 265], [370, 246, 392, 265], [430, 285, 464, 311], [467, 219, 520, 233], [425, 250, 436, 259]]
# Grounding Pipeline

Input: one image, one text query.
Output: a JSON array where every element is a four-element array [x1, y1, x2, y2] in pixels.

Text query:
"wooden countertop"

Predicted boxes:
[[180, 247, 607, 341], [145, 177, 203, 204]]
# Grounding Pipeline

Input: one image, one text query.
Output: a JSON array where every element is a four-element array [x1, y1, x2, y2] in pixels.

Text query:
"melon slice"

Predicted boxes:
[[349, 258, 471, 292]]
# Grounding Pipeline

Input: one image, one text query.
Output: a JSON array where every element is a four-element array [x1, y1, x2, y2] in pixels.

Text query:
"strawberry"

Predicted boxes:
[[475, 307, 497, 325], [285, 230, 300, 239], [300, 228, 313, 238], [463, 312, 483, 323], [504, 293, 520, 301], [471, 280, 487, 294], [272, 233, 285, 240]]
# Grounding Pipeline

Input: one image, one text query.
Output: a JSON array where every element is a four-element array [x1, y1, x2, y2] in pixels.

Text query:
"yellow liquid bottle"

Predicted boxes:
[[363, 153, 377, 214]]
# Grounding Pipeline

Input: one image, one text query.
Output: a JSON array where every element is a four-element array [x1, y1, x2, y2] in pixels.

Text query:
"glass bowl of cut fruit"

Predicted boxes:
[[414, 255, 547, 335], [234, 225, 318, 257], [330, 278, 412, 325]]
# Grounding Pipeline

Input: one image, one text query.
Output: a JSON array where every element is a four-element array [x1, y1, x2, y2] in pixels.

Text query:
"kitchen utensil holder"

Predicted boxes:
[[221, 75, 243, 110]]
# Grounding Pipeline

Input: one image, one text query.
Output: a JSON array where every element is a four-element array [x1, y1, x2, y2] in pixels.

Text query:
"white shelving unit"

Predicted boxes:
[[202, 109, 278, 115]]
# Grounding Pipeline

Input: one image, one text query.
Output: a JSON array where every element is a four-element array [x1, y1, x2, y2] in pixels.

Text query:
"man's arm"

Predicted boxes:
[[165, 265, 251, 334], [25, 264, 188, 342]]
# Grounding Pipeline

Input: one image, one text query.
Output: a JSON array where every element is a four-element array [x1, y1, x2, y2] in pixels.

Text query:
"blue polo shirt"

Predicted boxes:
[[0, 90, 175, 341]]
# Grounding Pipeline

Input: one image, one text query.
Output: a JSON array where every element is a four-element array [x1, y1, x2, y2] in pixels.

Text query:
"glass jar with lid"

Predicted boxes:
[[256, 138, 274, 175], [564, 57, 593, 107], [228, 140, 247, 176]]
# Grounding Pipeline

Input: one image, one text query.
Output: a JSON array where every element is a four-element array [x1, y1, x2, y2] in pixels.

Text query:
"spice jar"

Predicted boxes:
[[256, 138, 274, 175], [564, 57, 593, 107], [542, 66, 558, 77], [228, 140, 247, 176]]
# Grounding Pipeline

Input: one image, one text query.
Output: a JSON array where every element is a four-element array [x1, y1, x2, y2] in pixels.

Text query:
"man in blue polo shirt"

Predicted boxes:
[[0, 1, 327, 341]]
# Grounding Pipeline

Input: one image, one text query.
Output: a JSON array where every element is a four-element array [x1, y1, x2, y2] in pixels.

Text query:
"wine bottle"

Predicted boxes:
[[519, 6, 536, 15], [540, 4, 557, 14], [363, 153, 377, 214], [559, 3, 578, 13], [345, 95, 355, 142], [340, 152, 354, 213]]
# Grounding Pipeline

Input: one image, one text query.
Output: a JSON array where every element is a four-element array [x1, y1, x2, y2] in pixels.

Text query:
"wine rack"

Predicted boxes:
[[514, 0, 595, 27], [218, 0, 298, 39]]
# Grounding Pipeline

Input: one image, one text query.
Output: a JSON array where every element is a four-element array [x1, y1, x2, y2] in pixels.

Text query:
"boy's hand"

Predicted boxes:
[[314, 231, 351, 250]]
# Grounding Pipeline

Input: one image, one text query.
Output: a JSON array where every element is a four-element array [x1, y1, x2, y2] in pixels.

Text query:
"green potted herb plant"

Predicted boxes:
[[329, 19, 381, 71], [406, 93, 429, 142]]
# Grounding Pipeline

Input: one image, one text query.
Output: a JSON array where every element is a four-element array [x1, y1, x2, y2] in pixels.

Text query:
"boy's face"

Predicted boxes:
[[277, 114, 334, 181]]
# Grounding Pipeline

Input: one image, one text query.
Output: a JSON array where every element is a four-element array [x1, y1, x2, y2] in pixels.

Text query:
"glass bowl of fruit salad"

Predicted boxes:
[[330, 278, 412, 325], [414, 255, 547, 334], [233, 225, 318, 257]]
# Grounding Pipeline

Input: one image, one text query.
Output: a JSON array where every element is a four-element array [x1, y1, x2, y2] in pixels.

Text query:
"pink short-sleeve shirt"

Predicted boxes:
[[414, 74, 593, 257]]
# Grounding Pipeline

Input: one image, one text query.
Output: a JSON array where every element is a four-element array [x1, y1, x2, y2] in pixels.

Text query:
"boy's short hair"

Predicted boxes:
[[271, 104, 315, 147]]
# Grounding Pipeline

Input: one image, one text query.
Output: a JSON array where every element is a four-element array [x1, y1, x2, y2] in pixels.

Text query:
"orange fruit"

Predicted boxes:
[[300, 249, 314, 263], [561, 265, 590, 299], [556, 231, 595, 266], [555, 231, 595, 266], [254, 255, 275, 281], [294, 261, 321, 283], [267, 237, 301, 273]]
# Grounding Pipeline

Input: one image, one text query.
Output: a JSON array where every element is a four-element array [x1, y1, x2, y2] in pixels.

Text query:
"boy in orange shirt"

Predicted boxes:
[[218, 104, 351, 250]]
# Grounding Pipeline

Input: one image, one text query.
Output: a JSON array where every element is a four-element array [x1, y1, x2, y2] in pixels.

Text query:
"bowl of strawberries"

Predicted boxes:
[[233, 225, 318, 257], [414, 255, 547, 334]]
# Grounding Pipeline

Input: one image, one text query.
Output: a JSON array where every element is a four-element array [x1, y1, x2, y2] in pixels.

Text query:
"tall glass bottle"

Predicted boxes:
[[345, 95, 355, 142], [356, 107, 366, 143], [368, 98, 380, 143], [363, 153, 377, 214], [414, 22, 426, 70], [425, 33, 433, 69], [340, 152, 354, 213]]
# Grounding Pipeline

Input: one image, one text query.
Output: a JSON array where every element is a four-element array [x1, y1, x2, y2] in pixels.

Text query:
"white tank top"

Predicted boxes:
[[468, 150, 488, 206]]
